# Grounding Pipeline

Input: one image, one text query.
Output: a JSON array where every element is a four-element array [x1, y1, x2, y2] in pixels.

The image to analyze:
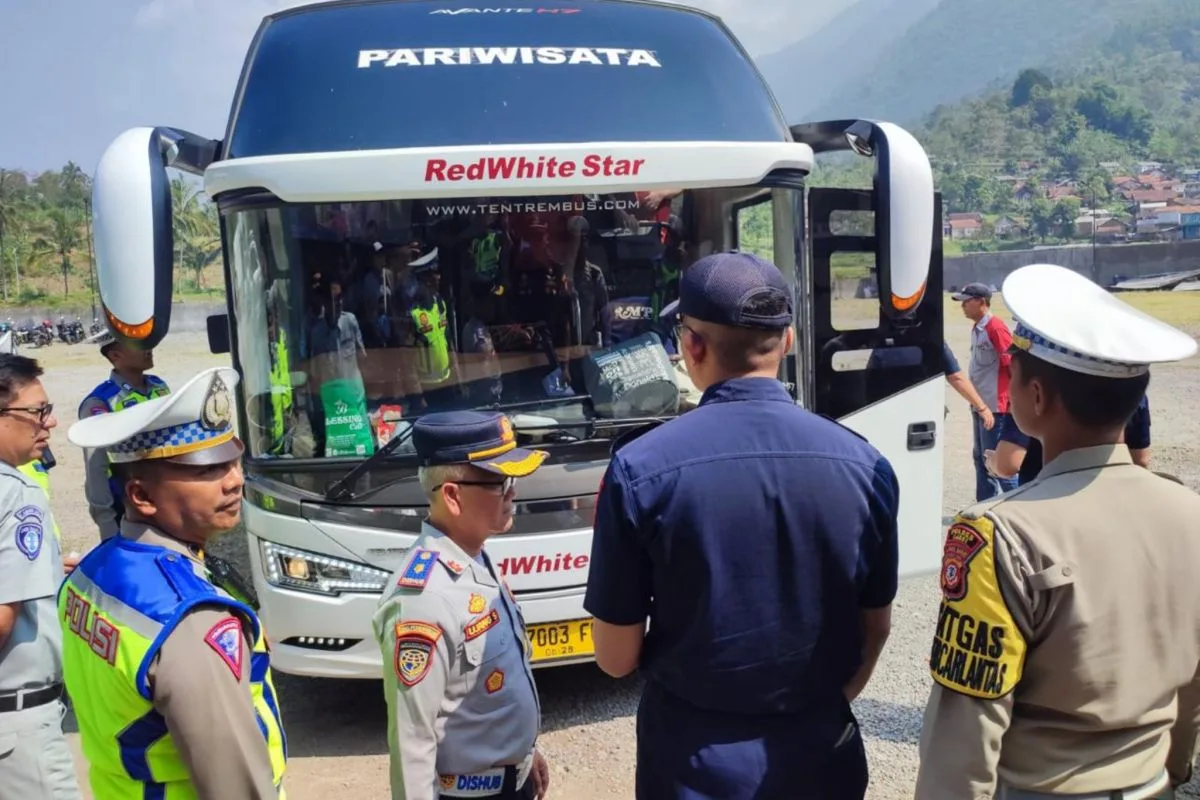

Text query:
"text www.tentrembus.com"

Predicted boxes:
[[426, 198, 644, 216]]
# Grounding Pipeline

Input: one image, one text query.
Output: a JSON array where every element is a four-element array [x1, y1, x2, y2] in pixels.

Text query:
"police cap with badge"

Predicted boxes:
[[412, 410, 548, 478], [1002, 263, 1196, 378], [68, 367, 243, 466], [397, 411, 548, 589]]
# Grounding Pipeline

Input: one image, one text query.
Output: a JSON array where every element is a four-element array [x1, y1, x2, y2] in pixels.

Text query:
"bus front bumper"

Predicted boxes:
[[248, 531, 595, 679]]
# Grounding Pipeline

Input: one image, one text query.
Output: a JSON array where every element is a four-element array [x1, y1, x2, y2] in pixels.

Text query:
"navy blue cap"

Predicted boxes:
[[659, 252, 794, 329], [412, 411, 547, 477], [951, 282, 993, 301]]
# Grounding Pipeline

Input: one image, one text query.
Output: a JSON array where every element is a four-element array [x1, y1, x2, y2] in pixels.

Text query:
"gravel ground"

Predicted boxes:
[[32, 297, 1200, 799]]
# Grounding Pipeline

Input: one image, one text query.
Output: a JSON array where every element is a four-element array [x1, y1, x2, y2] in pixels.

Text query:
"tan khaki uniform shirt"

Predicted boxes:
[[372, 521, 540, 800], [127, 523, 280, 800], [916, 445, 1200, 798]]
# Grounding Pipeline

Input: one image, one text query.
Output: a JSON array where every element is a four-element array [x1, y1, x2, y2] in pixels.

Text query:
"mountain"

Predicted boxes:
[[918, 0, 1200, 176], [815, 0, 1163, 124], [760, 0, 1181, 128], [756, 0, 941, 123]]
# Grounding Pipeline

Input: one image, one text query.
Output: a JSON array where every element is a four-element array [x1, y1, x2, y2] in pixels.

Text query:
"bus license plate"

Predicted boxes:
[[525, 619, 594, 663]]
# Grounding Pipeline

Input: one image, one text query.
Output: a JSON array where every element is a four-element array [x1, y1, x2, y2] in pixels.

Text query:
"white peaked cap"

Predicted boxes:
[[1002, 263, 1197, 378], [68, 367, 243, 466]]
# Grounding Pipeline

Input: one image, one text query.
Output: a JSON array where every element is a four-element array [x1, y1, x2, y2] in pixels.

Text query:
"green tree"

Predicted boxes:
[[35, 206, 83, 297], [1011, 68, 1053, 107], [1030, 197, 1056, 241], [1052, 197, 1083, 239]]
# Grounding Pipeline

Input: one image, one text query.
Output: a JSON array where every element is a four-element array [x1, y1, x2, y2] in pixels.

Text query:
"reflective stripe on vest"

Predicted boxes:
[[269, 331, 293, 450], [18, 460, 61, 542], [411, 300, 451, 384], [58, 538, 287, 799]]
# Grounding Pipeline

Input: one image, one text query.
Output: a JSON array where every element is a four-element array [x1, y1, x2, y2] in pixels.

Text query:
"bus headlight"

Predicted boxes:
[[260, 541, 393, 596]]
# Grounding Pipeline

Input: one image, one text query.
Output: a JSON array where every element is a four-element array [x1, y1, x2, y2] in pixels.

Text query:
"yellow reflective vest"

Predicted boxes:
[[18, 460, 60, 541], [410, 298, 451, 385], [58, 537, 287, 798]]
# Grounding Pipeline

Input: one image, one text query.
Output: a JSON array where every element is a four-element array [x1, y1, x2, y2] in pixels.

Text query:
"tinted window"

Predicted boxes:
[[225, 185, 802, 461], [227, 0, 788, 157]]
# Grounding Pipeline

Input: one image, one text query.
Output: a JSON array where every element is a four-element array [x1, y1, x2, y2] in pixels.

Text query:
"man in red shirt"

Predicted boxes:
[[952, 282, 1019, 500]]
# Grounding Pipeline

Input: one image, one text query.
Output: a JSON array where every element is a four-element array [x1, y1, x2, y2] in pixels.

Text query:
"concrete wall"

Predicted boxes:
[[6, 301, 227, 333], [944, 240, 1200, 290]]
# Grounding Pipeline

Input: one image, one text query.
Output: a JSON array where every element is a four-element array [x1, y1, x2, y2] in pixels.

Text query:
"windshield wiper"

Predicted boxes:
[[468, 395, 592, 415], [324, 424, 416, 502]]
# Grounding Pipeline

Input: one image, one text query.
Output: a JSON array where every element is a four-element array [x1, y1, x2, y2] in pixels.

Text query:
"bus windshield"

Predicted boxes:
[[225, 185, 801, 460]]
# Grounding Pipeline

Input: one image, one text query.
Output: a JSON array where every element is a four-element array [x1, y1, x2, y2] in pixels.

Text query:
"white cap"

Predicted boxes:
[[1002, 263, 1197, 378], [90, 329, 115, 348], [410, 247, 439, 269], [68, 367, 243, 466]]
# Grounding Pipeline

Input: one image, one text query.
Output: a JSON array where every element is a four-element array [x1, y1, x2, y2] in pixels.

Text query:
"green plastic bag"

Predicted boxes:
[[320, 378, 376, 458]]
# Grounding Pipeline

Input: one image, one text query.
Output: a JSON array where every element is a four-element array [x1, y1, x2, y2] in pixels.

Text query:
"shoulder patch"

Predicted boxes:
[[203, 617, 244, 681], [397, 548, 439, 589], [929, 514, 1027, 700], [394, 620, 443, 687], [13, 505, 45, 561], [464, 609, 500, 641]]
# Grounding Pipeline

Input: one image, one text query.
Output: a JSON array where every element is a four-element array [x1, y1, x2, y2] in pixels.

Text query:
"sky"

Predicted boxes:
[[0, 0, 855, 173]]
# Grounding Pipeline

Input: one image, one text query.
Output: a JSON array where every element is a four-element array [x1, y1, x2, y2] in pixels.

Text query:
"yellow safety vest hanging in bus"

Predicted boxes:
[[269, 329, 293, 453], [410, 298, 451, 385], [58, 537, 288, 799]]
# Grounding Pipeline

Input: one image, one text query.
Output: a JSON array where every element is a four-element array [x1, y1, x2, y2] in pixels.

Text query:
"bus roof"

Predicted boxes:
[[224, 0, 790, 159]]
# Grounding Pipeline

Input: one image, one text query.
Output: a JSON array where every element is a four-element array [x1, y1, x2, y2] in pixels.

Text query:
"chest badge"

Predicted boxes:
[[464, 609, 500, 641], [468, 593, 487, 614], [485, 668, 505, 694]]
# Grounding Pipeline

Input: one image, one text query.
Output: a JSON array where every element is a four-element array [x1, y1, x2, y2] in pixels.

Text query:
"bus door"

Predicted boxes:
[[806, 186, 946, 577]]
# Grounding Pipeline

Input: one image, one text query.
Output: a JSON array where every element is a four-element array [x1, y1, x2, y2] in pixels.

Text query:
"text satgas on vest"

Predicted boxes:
[[425, 154, 645, 183]]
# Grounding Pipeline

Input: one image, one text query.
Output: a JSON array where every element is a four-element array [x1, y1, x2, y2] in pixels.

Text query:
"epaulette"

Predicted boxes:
[[1153, 470, 1185, 486], [395, 548, 439, 590], [610, 421, 664, 457]]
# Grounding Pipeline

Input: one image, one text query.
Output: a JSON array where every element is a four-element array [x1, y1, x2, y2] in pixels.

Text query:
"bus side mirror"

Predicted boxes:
[[207, 314, 231, 354], [91, 126, 220, 350], [790, 120, 935, 320]]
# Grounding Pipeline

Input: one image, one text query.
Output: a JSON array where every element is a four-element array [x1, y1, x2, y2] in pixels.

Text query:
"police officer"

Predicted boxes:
[[372, 410, 550, 800], [916, 263, 1200, 800], [0, 354, 80, 799], [62, 367, 286, 799], [585, 252, 900, 799], [78, 330, 170, 540]]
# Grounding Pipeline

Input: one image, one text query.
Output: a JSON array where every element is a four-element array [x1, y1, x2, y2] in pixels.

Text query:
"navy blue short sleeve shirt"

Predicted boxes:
[[584, 377, 900, 715]]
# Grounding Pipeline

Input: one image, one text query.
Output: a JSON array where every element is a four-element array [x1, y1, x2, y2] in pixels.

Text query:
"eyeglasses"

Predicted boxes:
[[0, 404, 54, 425], [674, 322, 700, 342], [432, 476, 516, 495]]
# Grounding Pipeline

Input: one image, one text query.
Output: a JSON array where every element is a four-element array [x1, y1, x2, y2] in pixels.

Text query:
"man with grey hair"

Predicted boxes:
[[372, 410, 551, 800]]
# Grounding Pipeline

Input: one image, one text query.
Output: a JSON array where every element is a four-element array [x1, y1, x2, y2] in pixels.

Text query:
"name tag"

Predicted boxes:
[[438, 768, 505, 798]]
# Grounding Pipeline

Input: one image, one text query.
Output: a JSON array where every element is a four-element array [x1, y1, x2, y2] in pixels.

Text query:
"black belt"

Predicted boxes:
[[0, 683, 63, 713]]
